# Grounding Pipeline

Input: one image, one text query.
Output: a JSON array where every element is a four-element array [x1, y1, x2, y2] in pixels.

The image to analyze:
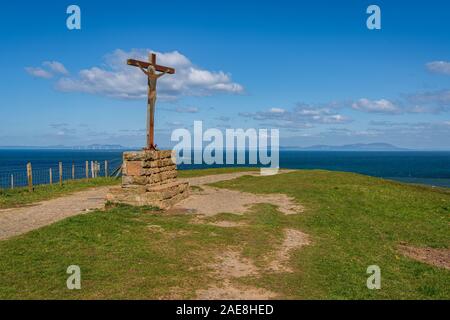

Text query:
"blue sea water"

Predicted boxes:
[[0, 149, 124, 188], [279, 150, 450, 188], [0, 149, 449, 188]]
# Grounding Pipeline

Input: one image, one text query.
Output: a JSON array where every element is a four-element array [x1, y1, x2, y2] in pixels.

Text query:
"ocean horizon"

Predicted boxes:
[[1, 149, 449, 189]]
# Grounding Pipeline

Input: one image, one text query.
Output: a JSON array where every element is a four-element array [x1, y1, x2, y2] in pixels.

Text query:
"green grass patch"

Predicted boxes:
[[178, 166, 258, 178], [0, 177, 120, 209], [212, 170, 450, 299], [0, 169, 448, 299]]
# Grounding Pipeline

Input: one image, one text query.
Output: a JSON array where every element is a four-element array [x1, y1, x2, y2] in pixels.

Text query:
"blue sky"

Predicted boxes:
[[0, 0, 450, 149]]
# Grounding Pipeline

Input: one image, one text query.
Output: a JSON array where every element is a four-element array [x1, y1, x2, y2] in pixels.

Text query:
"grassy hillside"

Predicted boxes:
[[0, 169, 448, 299]]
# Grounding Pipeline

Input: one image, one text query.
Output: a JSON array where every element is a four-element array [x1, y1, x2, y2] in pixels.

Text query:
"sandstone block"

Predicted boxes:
[[142, 165, 177, 175], [143, 158, 175, 168]]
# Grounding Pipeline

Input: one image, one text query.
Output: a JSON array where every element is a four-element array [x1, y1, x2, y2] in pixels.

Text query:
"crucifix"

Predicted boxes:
[[127, 53, 175, 150]]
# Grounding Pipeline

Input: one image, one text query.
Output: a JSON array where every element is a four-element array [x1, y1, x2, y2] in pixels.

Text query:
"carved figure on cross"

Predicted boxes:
[[127, 53, 175, 150]]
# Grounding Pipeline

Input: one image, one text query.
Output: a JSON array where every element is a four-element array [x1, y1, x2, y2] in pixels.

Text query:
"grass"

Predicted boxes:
[[0, 168, 448, 299], [177, 166, 258, 178], [0, 177, 120, 209], [211, 170, 450, 299]]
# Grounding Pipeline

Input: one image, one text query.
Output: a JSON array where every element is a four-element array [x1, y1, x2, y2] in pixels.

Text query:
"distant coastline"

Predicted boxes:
[[0, 144, 134, 151], [1, 149, 449, 189], [0, 142, 449, 152], [283, 143, 410, 152]]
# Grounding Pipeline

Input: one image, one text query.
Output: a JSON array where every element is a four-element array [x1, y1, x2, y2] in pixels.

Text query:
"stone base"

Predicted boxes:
[[106, 150, 189, 209], [106, 181, 189, 209]]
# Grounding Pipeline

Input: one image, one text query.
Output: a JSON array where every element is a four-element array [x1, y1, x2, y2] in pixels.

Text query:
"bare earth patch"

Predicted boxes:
[[212, 250, 259, 278], [208, 221, 248, 228], [182, 170, 308, 299], [188, 216, 247, 228], [147, 224, 165, 232], [175, 170, 302, 217], [399, 245, 450, 270], [268, 229, 311, 272], [172, 186, 302, 216], [195, 228, 311, 299], [196, 249, 277, 299], [196, 282, 277, 300]]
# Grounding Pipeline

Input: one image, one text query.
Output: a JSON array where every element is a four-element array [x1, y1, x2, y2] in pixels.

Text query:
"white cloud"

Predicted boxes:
[[269, 107, 285, 113], [353, 89, 450, 115], [215, 116, 230, 122], [239, 103, 351, 129], [352, 98, 400, 114], [324, 128, 382, 137], [43, 61, 69, 75], [323, 114, 347, 124], [175, 106, 199, 113], [25, 61, 68, 79], [25, 67, 53, 79], [52, 49, 244, 100], [409, 89, 450, 104], [407, 89, 450, 113], [426, 61, 450, 75]]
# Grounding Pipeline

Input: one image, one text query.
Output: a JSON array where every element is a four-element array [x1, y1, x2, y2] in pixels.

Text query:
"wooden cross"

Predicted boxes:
[[127, 53, 175, 150]]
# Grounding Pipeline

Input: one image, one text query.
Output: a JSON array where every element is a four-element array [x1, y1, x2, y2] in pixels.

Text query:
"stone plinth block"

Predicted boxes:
[[106, 181, 189, 209], [106, 150, 189, 209]]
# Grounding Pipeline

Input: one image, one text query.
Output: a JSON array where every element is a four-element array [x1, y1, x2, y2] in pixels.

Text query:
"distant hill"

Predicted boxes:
[[285, 143, 410, 151], [73, 144, 129, 150], [2, 142, 410, 151], [0, 144, 131, 150]]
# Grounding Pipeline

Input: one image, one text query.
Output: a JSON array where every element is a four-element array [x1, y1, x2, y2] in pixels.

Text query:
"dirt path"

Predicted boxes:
[[172, 186, 302, 216], [179, 169, 294, 186], [196, 249, 278, 299], [0, 171, 264, 240], [0, 169, 310, 299], [179, 170, 308, 300], [267, 229, 311, 272], [398, 245, 450, 270], [195, 229, 311, 300], [180, 171, 260, 186], [0, 187, 110, 240], [175, 169, 302, 216]]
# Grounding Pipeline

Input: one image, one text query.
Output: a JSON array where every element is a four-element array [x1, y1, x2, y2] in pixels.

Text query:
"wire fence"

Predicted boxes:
[[0, 158, 122, 190]]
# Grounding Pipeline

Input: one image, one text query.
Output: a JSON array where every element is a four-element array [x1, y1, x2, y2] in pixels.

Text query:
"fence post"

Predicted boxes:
[[26, 162, 33, 192], [105, 160, 108, 177], [59, 162, 63, 187], [97, 162, 100, 178], [49, 168, 53, 185], [85, 161, 89, 179], [72, 162, 75, 180], [10, 174, 14, 189], [91, 161, 95, 178]]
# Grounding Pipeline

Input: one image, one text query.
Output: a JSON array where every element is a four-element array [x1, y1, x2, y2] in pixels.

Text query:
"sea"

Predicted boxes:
[[0, 149, 449, 188]]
